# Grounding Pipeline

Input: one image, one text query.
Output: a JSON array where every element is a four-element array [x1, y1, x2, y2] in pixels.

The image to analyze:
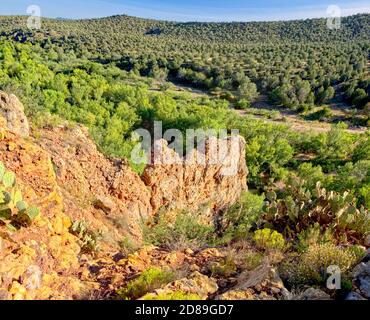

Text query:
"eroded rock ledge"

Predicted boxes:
[[142, 137, 248, 222]]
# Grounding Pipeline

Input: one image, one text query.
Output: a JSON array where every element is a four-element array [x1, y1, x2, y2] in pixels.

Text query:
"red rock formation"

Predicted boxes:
[[37, 125, 153, 246], [142, 136, 248, 222]]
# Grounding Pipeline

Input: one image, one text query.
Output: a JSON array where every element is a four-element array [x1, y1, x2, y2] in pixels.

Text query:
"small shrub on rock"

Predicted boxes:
[[244, 250, 264, 270], [117, 267, 175, 300], [210, 256, 238, 278]]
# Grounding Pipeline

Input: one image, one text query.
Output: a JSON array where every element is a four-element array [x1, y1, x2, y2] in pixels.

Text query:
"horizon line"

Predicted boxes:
[[0, 11, 369, 24]]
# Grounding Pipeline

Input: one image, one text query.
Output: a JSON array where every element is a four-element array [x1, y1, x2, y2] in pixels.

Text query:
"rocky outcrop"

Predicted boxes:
[[142, 136, 248, 223], [0, 91, 29, 137], [35, 126, 248, 246], [345, 250, 370, 300], [37, 125, 153, 247], [0, 97, 249, 300]]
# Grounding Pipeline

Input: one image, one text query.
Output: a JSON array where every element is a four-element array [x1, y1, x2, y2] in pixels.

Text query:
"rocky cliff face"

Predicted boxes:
[[37, 125, 153, 248], [143, 137, 248, 223], [0, 91, 248, 299]]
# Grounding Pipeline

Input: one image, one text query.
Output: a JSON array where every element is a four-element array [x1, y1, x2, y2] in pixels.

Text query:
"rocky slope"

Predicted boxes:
[[0, 91, 250, 299]]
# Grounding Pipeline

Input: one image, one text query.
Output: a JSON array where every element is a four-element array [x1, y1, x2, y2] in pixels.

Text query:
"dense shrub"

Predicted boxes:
[[220, 191, 264, 242], [280, 243, 363, 288]]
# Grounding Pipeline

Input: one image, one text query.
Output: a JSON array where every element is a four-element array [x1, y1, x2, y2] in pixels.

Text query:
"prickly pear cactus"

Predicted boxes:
[[262, 179, 370, 244], [0, 161, 40, 230]]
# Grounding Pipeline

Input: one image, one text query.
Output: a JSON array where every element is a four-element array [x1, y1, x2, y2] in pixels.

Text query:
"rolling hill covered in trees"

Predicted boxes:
[[0, 14, 369, 115]]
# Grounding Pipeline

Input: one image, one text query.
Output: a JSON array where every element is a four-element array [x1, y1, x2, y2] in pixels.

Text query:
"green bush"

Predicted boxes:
[[253, 228, 286, 251], [304, 106, 333, 121], [144, 211, 216, 250], [296, 163, 331, 191], [244, 250, 264, 270], [117, 268, 175, 300], [281, 243, 361, 287], [235, 99, 250, 109], [220, 191, 264, 242], [210, 256, 238, 277], [329, 160, 370, 207]]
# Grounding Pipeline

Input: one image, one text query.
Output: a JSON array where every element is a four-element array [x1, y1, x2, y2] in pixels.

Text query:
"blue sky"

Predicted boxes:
[[0, 0, 369, 21]]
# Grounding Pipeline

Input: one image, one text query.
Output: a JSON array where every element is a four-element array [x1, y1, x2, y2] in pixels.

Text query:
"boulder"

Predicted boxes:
[[345, 292, 366, 300], [141, 272, 218, 300], [353, 261, 370, 299], [296, 288, 331, 300], [217, 265, 290, 300], [0, 91, 29, 137]]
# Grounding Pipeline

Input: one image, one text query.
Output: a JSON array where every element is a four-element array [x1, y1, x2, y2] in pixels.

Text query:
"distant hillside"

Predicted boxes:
[[0, 14, 369, 52], [0, 13, 368, 123]]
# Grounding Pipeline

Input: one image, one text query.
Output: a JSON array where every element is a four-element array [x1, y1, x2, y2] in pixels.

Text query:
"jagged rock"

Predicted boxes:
[[217, 265, 290, 300], [37, 125, 153, 247], [142, 136, 248, 223], [141, 272, 218, 300], [93, 195, 116, 214], [353, 261, 370, 299], [296, 288, 331, 300], [0, 91, 29, 137], [117, 246, 159, 273]]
